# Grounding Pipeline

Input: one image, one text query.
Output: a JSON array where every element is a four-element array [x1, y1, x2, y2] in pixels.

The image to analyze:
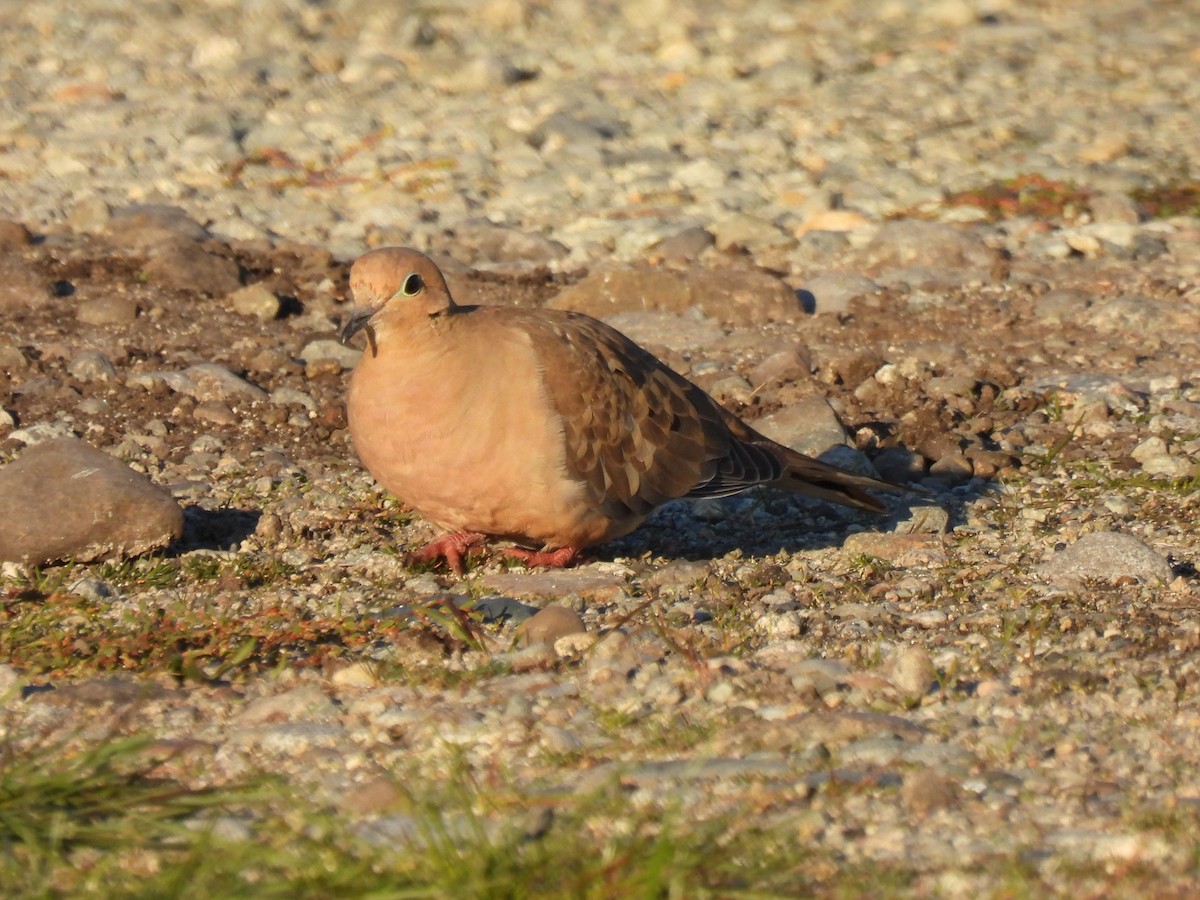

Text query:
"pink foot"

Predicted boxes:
[[409, 531, 487, 575], [501, 546, 582, 569]]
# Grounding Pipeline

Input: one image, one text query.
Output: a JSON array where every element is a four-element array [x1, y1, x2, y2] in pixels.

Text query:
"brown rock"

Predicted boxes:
[[315, 403, 347, 429], [141, 242, 241, 296], [505, 643, 558, 672], [818, 348, 884, 387], [801, 272, 880, 314], [749, 347, 813, 387], [601, 311, 723, 354], [892, 504, 950, 535], [548, 264, 804, 324], [917, 433, 966, 463], [246, 348, 293, 374], [516, 605, 587, 649], [226, 282, 281, 320], [549, 266, 690, 317], [928, 452, 974, 482], [0, 343, 29, 370], [793, 209, 872, 236], [872, 447, 926, 483], [193, 400, 237, 426], [69, 196, 112, 232], [130, 363, 268, 402], [0, 437, 184, 564], [1033, 289, 1092, 323], [1086, 295, 1200, 335], [964, 447, 1015, 478], [339, 776, 405, 815], [0, 255, 49, 310], [37, 675, 169, 708], [901, 769, 962, 817], [67, 351, 119, 382], [646, 226, 714, 263], [688, 267, 806, 324], [883, 646, 937, 699], [77, 293, 139, 325], [105, 204, 210, 250], [305, 358, 342, 379], [0, 220, 32, 250], [1089, 192, 1142, 224]]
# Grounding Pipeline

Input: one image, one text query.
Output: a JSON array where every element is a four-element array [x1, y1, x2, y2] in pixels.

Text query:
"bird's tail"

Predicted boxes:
[[770, 447, 910, 514]]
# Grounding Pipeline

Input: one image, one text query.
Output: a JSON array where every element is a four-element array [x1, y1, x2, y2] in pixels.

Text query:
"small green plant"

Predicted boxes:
[[182, 554, 223, 581], [0, 732, 251, 894], [1131, 182, 1200, 218], [942, 172, 1093, 221]]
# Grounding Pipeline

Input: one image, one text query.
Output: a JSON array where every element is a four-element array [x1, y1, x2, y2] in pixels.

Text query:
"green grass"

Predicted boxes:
[[936, 174, 1200, 222], [0, 582, 381, 679], [3, 705, 1198, 896], [1131, 182, 1200, 218], [95, 557, 182, 591], [0, 728, 825, 899], [0, 733, 252, 897], [0, 553, 413, 679]]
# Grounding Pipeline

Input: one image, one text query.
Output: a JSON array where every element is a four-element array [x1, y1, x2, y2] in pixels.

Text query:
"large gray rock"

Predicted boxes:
[[127, 363, 267, 402], [0, 437, 184, 564], [1039, 531, 1172, 585], [752, 397, 852, 458], [1085, 295, 1200, 335], [857, 220, 1001, 276]]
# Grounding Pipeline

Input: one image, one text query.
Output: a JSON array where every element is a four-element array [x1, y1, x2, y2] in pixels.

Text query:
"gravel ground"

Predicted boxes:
[[2, 0, 1200, 894]]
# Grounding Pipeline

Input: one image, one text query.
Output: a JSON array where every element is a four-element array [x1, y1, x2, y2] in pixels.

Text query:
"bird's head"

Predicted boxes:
[[340, 248, 457, 354]]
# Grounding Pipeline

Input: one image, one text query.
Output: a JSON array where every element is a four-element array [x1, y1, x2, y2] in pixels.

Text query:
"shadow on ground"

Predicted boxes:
[[176, 506, 261, 553], [596, 479, 993, 563]]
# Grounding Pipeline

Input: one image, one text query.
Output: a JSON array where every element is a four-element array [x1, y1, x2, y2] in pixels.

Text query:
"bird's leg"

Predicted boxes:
[[409, 531, 488, 575], [500, 546, 582, 569]]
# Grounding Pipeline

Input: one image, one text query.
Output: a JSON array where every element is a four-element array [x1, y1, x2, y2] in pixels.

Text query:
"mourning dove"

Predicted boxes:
[[342, 247, 909, 574]]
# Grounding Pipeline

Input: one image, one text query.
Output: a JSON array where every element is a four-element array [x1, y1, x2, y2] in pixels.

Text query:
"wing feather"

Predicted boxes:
[[498, 306, 905, 518]]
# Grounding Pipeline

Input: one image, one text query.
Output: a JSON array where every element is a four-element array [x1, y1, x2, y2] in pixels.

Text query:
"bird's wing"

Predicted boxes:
[[509, 308, 785, 519]]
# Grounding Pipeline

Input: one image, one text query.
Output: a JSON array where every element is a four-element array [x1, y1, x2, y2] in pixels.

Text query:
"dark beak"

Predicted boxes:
[[340, 305, 380, 346]]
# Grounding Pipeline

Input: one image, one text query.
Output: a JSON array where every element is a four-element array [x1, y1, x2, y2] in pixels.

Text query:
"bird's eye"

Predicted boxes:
[[401, 273, 424, 296]]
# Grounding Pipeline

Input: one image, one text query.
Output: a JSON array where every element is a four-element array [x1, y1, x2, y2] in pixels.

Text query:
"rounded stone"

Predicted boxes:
[[67, 350, 119, 382], [0, 437, 184, 564], [77, 294, 139, 325], [516, 605, 587, 649], [885, 646, 937, 699], [1039, 531, 1173, 585], [226, 282, 281, 320]]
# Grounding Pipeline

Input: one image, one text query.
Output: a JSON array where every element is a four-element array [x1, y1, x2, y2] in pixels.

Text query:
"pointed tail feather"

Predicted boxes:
[[770, 451, 914, 514]]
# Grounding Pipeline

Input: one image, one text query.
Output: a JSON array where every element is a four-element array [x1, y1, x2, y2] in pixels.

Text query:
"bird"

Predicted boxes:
[[341, 247, 910, 574]]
